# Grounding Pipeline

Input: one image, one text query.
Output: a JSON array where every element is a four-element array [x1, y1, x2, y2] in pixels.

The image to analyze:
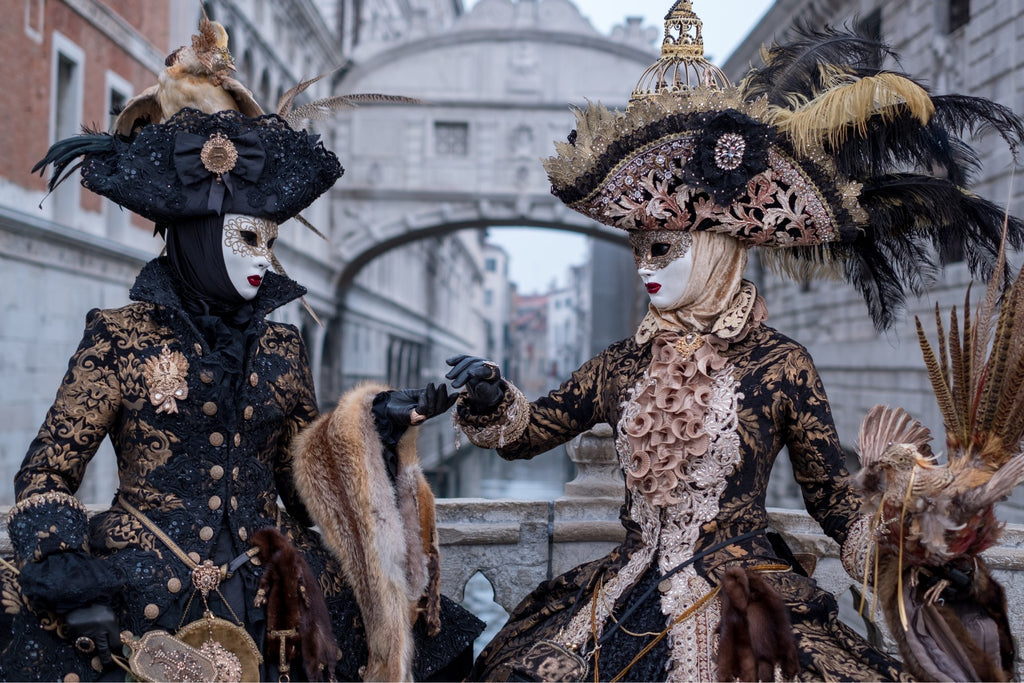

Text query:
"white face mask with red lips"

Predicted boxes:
[[221, 214, 278, 300], [630, 229, 695, 311]]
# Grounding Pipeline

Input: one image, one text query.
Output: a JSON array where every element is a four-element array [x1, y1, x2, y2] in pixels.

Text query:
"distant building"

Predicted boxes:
[[480, 243, 514, 370], [508, 292, 550, 398]]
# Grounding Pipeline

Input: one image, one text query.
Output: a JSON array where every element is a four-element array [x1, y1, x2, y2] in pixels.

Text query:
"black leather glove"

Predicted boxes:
[[65, 603, 120, 664], [445, 355, 505, 411], [384, 382, 458, 428]]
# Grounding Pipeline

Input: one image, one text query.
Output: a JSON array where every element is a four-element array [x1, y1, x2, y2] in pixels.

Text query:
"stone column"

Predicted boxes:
[[551, 423, 625, 575]]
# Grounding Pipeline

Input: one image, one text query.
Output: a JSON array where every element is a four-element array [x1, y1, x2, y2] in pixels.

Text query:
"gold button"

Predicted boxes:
[[200, 370, 214, 384], [202, 401, 218, 416], [199, 526, 214, 541], [188, 552, 201, 564], [232, 467, 240, 480], [249, 372, 258, 387], [210, 465, 224, 480], [64, 674, 81, 682], [194, 343, 203, 356], [209, 496, 222, 510], [209, 432, 224, 447], [144, 603, 159, 620], [230, 496, 238, 510], [167, 577, 182, 593], [90, 657, 102, 672], [233, 433, 241, 447], [658, 579, 672, 593], [238, 527, 248, 541], [243, 406, 254, 420]]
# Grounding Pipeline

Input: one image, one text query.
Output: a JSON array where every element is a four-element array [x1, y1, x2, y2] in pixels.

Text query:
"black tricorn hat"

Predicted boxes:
[[34, 107, 344, 226]]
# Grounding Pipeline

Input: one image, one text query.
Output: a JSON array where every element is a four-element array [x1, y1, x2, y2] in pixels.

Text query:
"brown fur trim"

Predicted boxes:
[[876, 555, 1014, 682], [717, 567, 800, 682], [252, 527, 339, 681], [292, 382, 436, 682]]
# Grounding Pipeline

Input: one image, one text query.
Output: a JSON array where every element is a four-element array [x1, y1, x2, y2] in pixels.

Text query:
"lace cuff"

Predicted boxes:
[[7, 491, 90, 564], [841, 514, 875, 583], [454, 381, 530, 449]]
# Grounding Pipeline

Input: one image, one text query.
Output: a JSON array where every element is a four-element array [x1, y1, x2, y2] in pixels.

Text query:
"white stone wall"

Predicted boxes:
[[725, 0, 1024, 518]]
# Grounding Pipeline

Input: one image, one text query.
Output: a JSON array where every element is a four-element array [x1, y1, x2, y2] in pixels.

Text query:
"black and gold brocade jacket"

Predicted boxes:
[[471, 293, 862, 572], [8, 258, 330, 635]]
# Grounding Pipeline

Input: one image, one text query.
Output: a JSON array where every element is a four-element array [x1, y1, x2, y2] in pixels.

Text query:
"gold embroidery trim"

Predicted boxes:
[[454, 382, 530, 449], [8, 490, 87, 523]]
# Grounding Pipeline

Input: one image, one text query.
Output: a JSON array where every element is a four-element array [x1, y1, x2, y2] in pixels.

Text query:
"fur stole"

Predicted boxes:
[[292, 383, 442, 682], [717, 567, 800, 682], [253, 527, 340, 681]]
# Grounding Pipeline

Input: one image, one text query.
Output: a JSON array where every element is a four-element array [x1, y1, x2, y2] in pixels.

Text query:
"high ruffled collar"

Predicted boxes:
[[635, 280, 767, 348], [129, 257, 306, 319]]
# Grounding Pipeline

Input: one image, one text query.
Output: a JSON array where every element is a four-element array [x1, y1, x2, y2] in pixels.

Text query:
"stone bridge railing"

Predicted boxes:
[[5, 425, 1024, 676]]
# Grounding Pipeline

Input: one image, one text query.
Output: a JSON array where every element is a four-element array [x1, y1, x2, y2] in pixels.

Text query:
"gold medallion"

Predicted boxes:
[[176, 614, 263, 683], [200, 132, 239, 180]]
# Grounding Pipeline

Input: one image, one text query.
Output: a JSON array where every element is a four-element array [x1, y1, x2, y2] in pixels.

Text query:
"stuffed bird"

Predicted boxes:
[[850, 240, 1024, 680], [113, 10, 262, 135]]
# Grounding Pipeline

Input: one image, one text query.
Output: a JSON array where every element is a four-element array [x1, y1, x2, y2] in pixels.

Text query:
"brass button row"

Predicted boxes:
[[209, 432, 243, 447]]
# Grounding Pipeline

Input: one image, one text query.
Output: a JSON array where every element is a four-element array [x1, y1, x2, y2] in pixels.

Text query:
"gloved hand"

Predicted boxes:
[[445, 355, 505, 411], [65, 603, 121, 664], [384, 382, 458, 427]]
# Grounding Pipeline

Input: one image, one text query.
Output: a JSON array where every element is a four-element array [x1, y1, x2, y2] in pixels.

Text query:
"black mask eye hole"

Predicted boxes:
[[651, 242, 671, 257], [240, 230, 258, 247], [267, 237, 276, 250]]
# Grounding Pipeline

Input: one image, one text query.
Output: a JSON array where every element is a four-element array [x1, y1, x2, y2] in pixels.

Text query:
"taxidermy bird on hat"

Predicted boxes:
[[114, 7, 262, 135], [112, 6, 418, 137]]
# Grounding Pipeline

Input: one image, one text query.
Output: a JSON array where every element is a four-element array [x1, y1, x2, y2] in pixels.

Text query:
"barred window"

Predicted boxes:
[[949, 0, 970, 32], [435, 121, 469, 156]]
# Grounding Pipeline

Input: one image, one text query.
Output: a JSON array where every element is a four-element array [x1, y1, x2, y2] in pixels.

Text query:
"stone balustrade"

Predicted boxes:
[[5, 425, 1024, 677]]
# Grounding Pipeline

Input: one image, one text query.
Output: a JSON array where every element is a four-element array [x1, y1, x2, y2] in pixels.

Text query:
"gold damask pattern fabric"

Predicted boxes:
[[1, 259, 488, 682], [469, 307, 908, 681]]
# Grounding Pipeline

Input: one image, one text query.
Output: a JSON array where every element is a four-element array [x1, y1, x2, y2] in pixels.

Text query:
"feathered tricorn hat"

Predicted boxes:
[[544, 0, 1024, 329], [32, 12, 414, 233]]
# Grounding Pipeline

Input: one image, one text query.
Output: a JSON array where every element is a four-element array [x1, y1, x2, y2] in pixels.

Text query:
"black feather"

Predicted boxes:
[[931, 94, 1024, 158], [32, 133, 116, 193], [742, 24, 897, 107], [861, 173, 1024, 294], [829, 111, 982, 185]]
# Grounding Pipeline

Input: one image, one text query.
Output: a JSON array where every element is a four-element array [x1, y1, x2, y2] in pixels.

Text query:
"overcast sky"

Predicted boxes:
[[469, 0, 775, 293]]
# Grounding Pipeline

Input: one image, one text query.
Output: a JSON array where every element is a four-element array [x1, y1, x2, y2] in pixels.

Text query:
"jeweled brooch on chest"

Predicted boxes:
[[143, 346, 190, 414]]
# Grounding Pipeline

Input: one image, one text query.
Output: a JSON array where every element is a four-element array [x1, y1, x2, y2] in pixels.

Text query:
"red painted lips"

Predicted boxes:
[[248, 275, 262, 287], [646, 283, 661, 294]]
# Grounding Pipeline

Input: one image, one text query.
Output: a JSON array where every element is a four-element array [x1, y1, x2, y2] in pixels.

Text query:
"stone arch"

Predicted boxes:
[[333, 201, 626, 293], [310, 0, 657, 398]]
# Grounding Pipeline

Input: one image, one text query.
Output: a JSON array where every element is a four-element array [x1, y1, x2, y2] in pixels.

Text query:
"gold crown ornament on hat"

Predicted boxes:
[[631, 0, 730, 100], [544, 0, 1024, 330]]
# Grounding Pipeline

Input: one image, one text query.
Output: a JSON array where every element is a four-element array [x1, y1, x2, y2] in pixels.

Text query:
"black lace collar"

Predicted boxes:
[[129, 258, 306, 319]]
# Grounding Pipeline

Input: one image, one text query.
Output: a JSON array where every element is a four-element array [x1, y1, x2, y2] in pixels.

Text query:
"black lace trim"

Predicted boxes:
[[8, 497, 89, 563]]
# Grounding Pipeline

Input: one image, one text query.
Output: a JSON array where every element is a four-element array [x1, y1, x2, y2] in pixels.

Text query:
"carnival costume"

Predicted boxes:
[[1, 18, 482, 683], [447, 2, 1024, 681]]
